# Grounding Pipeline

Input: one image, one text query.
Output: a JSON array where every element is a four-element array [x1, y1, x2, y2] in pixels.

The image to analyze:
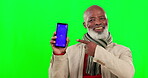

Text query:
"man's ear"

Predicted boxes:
[[83, 22, 87, 28]]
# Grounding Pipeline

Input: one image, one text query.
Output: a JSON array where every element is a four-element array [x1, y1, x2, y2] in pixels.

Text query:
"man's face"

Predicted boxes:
[[84, 9, 108, 34]]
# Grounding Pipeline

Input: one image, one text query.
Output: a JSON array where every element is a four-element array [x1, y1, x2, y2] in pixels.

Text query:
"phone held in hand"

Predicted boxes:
[[55, 23, 68, 48]]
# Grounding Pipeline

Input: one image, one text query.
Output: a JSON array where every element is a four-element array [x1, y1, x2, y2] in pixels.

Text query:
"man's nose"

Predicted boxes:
[[95, 24, 102, 27], [95, 19, 102, 25]]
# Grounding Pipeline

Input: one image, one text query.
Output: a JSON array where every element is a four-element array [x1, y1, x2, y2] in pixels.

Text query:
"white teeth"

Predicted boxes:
[[95, 27, 103, 30]]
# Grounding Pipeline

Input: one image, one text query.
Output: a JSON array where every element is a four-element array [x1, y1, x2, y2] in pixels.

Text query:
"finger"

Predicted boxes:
[[51, 44, 56, 49], [50, 40, 56, 44], [76, 39, 90, 44], [53, 32, 56, 36], [51, 36, 57, 40], [50, 40, 56, 49]]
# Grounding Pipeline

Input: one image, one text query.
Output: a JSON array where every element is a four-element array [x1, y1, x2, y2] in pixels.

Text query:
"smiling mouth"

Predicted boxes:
[[95, 27, 103, 30], [93, 26, 105, 32]]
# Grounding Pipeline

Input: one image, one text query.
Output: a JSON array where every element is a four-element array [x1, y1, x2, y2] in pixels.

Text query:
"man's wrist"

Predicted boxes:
[[53, 52, 65, 55]]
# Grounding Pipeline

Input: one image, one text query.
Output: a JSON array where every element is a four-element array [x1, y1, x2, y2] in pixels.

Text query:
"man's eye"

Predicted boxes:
[[89, 20, 92, 22], [100, 18, 105, 20], [88, 19, 94, 22]]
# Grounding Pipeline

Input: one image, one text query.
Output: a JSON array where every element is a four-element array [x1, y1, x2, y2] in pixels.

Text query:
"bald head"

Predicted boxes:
[[84, 5, 106, 21]]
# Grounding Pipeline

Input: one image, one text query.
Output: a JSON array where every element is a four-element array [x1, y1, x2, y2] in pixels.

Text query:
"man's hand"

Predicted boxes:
[[77, 39, 97, 56], [50, 32, 69, 54]]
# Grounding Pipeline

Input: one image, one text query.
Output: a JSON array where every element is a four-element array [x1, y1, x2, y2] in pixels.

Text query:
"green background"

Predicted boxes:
[[0, 0, 147, 78]]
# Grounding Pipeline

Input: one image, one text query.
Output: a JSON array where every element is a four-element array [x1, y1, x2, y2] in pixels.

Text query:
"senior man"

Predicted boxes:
[[49, 5, 135, 78]]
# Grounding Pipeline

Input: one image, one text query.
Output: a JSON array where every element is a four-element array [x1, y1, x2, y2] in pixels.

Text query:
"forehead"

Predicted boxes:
[[85, 9, 106, 18]]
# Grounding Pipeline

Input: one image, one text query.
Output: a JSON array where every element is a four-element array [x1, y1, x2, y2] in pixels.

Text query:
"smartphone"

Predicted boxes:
[[55, 23, 68, 48]]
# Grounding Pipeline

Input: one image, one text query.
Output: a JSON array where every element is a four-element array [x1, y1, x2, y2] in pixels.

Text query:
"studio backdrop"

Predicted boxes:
[[0, 0, 148, 78]]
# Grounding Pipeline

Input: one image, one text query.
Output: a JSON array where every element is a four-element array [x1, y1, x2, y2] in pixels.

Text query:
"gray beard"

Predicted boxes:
[[87, 27, 109, 40]]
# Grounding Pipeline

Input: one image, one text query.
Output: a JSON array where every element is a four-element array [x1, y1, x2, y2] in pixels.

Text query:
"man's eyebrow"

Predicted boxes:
[[89, 16, 105, 19], [98, 16, 105, 18], [89, 17, 96, 19]]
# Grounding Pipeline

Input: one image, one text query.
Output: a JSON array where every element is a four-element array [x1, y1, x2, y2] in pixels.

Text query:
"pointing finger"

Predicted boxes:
[[76, 39, 90, 44]]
